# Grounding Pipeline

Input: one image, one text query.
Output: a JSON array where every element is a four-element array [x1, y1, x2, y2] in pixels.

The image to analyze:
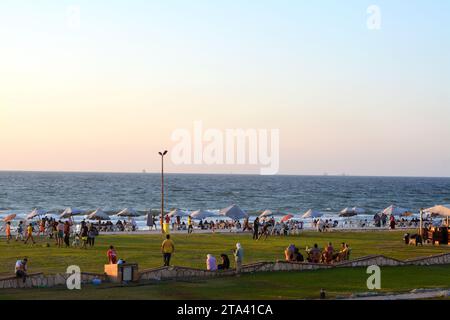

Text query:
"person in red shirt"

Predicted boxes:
[[107, 245, 118, 264]]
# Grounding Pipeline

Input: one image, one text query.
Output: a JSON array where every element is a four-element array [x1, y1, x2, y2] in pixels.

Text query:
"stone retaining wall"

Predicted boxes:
[[1, 253, 449, 289], [0, 272, 106, 289]]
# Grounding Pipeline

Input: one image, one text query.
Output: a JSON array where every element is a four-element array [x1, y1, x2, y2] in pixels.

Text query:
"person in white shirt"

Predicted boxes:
[[15, 258, 28, 283]]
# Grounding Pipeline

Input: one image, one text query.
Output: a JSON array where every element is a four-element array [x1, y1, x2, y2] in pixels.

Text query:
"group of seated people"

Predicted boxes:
[[206, 253, 231, 271], [284, 242, 351, 264]]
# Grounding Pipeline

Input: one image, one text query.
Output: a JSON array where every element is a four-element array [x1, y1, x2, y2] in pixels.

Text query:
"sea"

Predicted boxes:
[[1, 171, 449, 229]]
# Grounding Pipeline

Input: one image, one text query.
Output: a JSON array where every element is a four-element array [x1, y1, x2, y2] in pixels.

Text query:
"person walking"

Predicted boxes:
[[233, 243, 244, 274], [161, 234, 175, 266], [16, 221, 24, 241], [24, 224, 35, 245]]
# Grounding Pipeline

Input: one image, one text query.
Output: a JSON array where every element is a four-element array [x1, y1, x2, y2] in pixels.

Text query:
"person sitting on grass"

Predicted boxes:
[[321, 242, 334, 264], [284, 244, 296, 261], [206, 254, 217, 271], [294, 247, 304, 262], [15, 258, 28, 283], [306, 244, 321, 263], [218, 254, 230, 270]]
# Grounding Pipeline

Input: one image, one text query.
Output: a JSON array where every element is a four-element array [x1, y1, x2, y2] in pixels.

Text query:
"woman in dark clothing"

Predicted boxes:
[[218, 254, 230, 270]]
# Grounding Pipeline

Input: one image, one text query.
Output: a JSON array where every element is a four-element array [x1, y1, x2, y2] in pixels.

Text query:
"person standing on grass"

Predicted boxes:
[[56, 220, 64, 247], [63, 221, 71, 247], [5, 222, 12, 243], [16, 221, 24, 241], [233, 243, 244, 274], [80, 221, 88, 249], [187, 215, 193, 234], [88, 224, 97, 247], [161, 234, 175, 266], [252, 217, 259, 240], [15, 258, 28, 283], [24, 224, 35, 245], [107, 245, 118, 264]]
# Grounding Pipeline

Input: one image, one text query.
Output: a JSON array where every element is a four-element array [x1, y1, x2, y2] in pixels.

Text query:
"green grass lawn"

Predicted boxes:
[[1, 230, 448, 276], [1, 265, 449, 300], [0, 230, 449, 299]]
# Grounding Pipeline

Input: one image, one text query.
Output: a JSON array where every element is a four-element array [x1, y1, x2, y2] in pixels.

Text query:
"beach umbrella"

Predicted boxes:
[[219, 204, 247, 220], [280, 214, 294, 223], [382, 205, 411, 217], [60, 208, 83, 219], [167, 208, 189, 218], [425, 205, 450, 218], [259, 209, 284, 218], [27, 209, 47, 220], [339, 207, 365, 217], [191, 210, 216, 220], [116, 208, 139, 217], [3, 214, 16, 222], [302, 209, 323, 219], [87, 209, 110, 221]]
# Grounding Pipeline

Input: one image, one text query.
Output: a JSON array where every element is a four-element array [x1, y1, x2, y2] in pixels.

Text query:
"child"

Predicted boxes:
[[72, 233, 81, 247]]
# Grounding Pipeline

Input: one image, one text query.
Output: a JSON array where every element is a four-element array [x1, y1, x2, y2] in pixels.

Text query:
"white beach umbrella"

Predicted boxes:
[[219, 204, 247, 220], [27, 209, 47, 220], [259, 209, 284, 218], [191, 210, 216, 220], [87, 209, 110, 221], [116, 208, 139, 217], [60, 208, 83, 219], [259, 210, 274, 218], [425, 205, 450, 218], [382, 205, 411, 217], [167, 208, 189, 218], [301, 209, 323, 219]]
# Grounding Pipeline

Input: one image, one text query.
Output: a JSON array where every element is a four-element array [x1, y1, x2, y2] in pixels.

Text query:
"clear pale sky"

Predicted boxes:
[[1, 0, 449, 176]]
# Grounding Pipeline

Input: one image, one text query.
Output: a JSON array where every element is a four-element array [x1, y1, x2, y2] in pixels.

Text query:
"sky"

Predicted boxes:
[[0, 0, 449, 176]]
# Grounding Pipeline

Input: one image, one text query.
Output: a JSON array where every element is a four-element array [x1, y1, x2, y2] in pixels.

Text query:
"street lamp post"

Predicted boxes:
[[159, 150, 168, 234]]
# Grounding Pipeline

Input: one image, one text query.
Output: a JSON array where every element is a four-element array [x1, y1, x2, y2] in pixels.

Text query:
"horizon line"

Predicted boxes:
[[0, 169, 449, 179]]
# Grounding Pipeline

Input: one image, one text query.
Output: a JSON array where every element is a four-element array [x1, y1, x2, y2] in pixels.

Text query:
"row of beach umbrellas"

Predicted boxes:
[[3, 204, 450, 223]]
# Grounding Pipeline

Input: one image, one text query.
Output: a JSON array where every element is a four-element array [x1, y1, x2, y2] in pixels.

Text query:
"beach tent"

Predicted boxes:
[[280, 214, 294, 222], [27, 209, 47, 220], [87, 209, 110, 221], [60, 208, 83, 219], [219, 204, 247, 220], [3, 214, 16, 222], [301, 209, 323, 219], [382, 205, 411, 217], [340, 207, 365, 217], [191, 210, 216, 220], [116, 208, 139, 217], [425, 205, 450, 217], [167, 208, 189, 218]]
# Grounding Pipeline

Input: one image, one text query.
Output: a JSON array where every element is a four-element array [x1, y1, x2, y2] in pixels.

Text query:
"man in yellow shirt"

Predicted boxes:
[[24, 224, 36, 245], [161, 234, 175, 266]]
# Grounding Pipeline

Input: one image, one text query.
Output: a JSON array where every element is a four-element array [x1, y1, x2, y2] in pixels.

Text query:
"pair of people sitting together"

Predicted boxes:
[[306, 242, 350, 264], [206, 253, 230, 271], [284, 244, 304, 262]]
